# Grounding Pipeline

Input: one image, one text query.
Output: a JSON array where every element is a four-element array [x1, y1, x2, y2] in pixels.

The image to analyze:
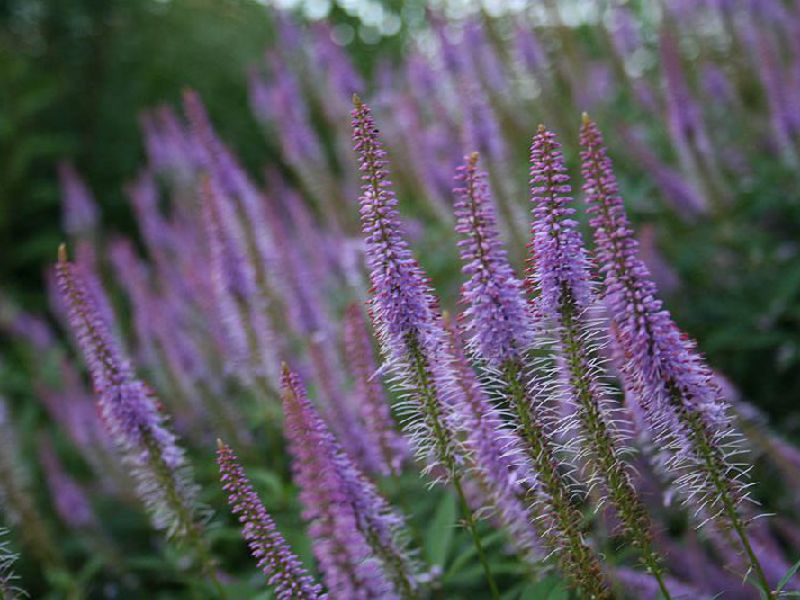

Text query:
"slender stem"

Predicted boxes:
[[502, 361, 611, 599], [559, 304, 671, 600], [452, 474, 501, 600], [407, 337, 500, 599], [680, 411, 774, 599], [361, 516, 416, 600], [143, 433, 229, 600]]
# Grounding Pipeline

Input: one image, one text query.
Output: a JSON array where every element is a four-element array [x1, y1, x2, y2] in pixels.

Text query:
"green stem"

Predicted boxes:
[[502, 361, 611, 599], [452, 475, 501, 600], [143, 432, 228, 600], [407, 337, 500, 599], [559, 304, 671, 600], [360, 506, 416, 600], [680, 410, 774, 599]]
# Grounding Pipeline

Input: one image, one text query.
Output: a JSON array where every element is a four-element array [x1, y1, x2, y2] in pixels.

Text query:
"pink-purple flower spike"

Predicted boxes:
[[580, 115, 768, 592], [55, 245, 201, 539], [281, 366, 414, 599], [343, 303, 408, 476], [217, 440, 324, 600], [453, 152, 533, 365]]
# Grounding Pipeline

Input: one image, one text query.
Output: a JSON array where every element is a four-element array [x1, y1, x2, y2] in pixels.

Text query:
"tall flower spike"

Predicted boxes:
[[353, 97, 499, 597], [527, 126, 670, 597], [453, 152, 533, 366], [216, 440, 324, 600], [343, 303, 408, 475], [580, 116, 772, 597], [55, 246, 227, 597], [452, 145, 607, 597], [528, 126, 591, 319], [352, 95, 456, 474], [352, 96, 437, 357], [282, 367, 417, 599]]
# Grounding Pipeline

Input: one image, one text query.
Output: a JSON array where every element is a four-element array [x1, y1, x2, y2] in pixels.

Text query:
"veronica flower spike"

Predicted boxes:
[[55, 245, 228, 599], [580, 115, 773, 598], [281, 366, 418, 599], [453, 152, 608, 598], [352, 96, 499, 598], [217, 440, 324, 600], [525, 130, 670, 597]]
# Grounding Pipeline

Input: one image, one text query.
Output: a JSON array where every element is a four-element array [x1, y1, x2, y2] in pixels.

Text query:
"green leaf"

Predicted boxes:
[[777, 557, 800, 592], [425, 491, 457, 568], [516, 575, 569, 600]]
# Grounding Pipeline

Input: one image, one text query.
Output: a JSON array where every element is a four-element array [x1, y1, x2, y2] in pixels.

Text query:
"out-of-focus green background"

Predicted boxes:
[[0, 0, 400, 300]]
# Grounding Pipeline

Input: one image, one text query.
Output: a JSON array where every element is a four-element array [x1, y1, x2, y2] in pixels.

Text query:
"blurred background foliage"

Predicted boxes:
[[0, 0, 404, 303]]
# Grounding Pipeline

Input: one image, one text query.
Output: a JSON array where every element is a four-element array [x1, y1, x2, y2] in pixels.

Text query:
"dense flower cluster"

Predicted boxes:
[[453, 153, 533, 365]]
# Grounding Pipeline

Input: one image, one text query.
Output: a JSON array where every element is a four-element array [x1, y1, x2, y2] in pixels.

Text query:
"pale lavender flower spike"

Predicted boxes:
[[343, 303, 408, 476], [281, 367, 410, 599], [217, 440, 324, 600], [55, 245, 200, 539], [453, 152, 533, 365], [528, 125, 592, 320]]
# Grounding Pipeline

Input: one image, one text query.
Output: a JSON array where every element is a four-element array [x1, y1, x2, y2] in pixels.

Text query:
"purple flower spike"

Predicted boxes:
[[343, 303, 408, 476], [453, 152, 533, 366], [55, 245, 130, 393], [282, 367, 412, 599], [217, 440, 324, 600], [580, 116, 732, 448], [351, 96, 436, 351], [55, 246, 201, 539], [352, 96, 458, 471], [528, 125, 591, 320], [528, 127, 668, 594], [580, 116, 769, 591], [353, 97, 499, 596]]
